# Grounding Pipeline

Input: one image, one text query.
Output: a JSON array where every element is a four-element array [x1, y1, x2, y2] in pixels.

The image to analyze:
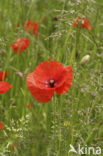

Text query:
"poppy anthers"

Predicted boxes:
[[27, 61, 73, 103], [73, 16, 92, 30], [24, 20, 39, 36], [0, 71, 12, 94], [0, 122, 4, 130], [11, 38, 30, 53]]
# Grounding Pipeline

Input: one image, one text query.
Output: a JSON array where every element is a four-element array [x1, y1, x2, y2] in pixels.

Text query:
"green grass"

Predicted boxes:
[[0, 0, 103, 155]]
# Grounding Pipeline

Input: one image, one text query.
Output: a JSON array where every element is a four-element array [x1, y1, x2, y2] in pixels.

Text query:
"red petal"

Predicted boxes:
[[87, 24, 92, 30], [33, 23, 38, 33], [82, 18, 91, 30], [0, 72, 8, 81], [82, 24, 86, 28], [55, 66, 73, 94], [28, 104, 33, 109], [0, 122, 3, 126], [33, 61, 64, 88], [20, 38, 30, 52], [11, 38, 30, 53], [11, 43, 18, 53], [25, 20, 39, 34], [27, 73, 54, 103], [0, 122, 4, 130], [26, 20, 35, 30], [77, 16, 81, 22], [73, 16, 81, 28], [73, 22, 77, 28], [0, 81, 12, 94]]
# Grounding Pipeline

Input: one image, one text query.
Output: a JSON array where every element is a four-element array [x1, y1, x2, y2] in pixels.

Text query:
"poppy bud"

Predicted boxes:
[[80, 55, 90, 64], [16, 71, 24, 78]]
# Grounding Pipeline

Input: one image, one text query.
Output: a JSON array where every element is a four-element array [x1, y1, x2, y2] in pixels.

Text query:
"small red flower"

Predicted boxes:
[[73, 16, 81, 28], [73, 16, 92, 30], [11, 38, 30, 53], [27, 61, 73, 103], [0, 72, 8, 81], [24, 20, 39, 36], [0, 122, 4, 130], [28, 104, 34, 109], [25, 104, 34, 109], [0, 81, 12, 94], [82, 17, 92, 30]]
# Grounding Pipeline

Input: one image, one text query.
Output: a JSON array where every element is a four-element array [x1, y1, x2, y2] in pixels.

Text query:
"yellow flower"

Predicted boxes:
[[64, 121, 70, 127]]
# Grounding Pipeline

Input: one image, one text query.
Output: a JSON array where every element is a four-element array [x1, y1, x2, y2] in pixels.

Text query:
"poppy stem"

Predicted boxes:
[[53, 95, 57, 152], [75, 27, 81, 57], [57, 95, 63, 155]]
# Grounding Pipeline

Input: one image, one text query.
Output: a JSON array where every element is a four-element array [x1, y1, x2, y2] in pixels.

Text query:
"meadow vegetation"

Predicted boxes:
[[0, 0, 103, 155]]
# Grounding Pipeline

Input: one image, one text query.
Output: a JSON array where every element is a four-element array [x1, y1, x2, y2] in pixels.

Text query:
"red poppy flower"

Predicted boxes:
[[25, 104, 34, 109], [11, 38, 30, 53], [0, 71, 8, 81], [73, 16, 92, 30], [0, 81, 12, 94], [28, 104, 34, 109], [24, 20, 39, 36], [0, 122, 4, 130], [81, 17, 92, 30], [27, 61, 73, 103], [73, 16, 81, 28]]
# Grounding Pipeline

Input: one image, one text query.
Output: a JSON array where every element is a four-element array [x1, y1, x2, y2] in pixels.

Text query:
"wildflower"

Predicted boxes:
[[25, 104, 33, 109], [73, 16, 92, 30], [28, 104, 33, 109], [73, 16, 81, 28], [24, 20, 39, 36], [0, 122, 4, 130], [0, 71, 12, 94], [0, 71, 8, 81], [64, 121, 70, 127], [80, 55, 90, 64], [0, 81, 12, 93], [11, 38, 30, 53], [27, 61, 73, 103]]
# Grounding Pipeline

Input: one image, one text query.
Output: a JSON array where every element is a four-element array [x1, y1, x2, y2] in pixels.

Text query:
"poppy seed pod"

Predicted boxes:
[[80, 55, 90, 64]]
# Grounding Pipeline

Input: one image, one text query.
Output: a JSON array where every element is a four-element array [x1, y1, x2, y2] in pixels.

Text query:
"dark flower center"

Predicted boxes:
[[49, 79, 55, 87]]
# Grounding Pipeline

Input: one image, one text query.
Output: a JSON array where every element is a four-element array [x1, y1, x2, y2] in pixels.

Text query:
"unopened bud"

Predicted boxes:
[[80, 55, 90, 64]]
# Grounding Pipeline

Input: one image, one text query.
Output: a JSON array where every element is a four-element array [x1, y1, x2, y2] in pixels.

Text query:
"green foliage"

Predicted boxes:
[[0, 0, 103, 155]]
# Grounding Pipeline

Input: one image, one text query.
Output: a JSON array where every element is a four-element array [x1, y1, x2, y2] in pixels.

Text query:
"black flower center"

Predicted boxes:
[[49, 79, 55, 87]]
